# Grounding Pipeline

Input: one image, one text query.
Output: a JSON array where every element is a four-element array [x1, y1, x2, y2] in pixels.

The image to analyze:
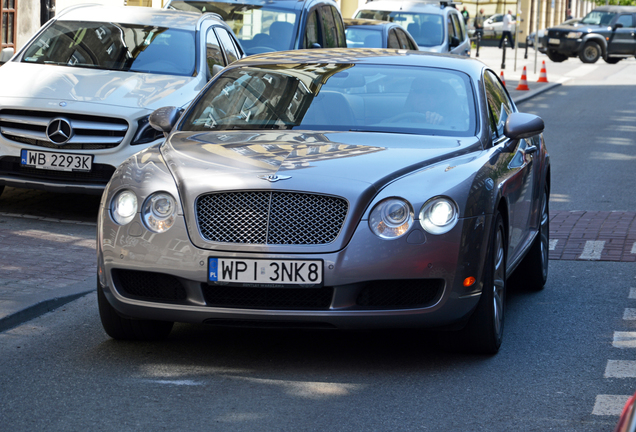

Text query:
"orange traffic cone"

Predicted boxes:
[[500, 71, 506, 87], [516, 66, 530, 91], [537, 61, 549, 83]]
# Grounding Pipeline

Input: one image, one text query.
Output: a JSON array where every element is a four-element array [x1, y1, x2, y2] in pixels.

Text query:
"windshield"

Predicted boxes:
[[355, 10, 443, 47], [182, 64, 476, 137], [580, 10, 616, 25], [169, 1, 298, 55], [21, 21, 196, 76]]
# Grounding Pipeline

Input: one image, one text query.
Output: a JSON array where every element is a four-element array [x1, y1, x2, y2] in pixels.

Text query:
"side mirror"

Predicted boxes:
[[149, 106, 183, 134], [0, 47, 15, 65], [450, 36, 461, 48], [504, 112, 545, 140], [613, 22, 624, 30], [311, 43, 322, 49]]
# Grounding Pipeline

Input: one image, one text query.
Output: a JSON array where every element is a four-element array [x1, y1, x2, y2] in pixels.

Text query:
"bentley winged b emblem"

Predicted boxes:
[[258, 174, 291, 182]]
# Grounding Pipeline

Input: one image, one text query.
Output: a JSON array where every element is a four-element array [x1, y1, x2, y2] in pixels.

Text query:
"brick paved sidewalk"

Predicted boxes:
[[550, 210, 636, 262]]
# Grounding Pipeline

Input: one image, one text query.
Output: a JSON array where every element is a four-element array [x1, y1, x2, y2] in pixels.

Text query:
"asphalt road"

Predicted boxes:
[[1, 56, 635, 431]]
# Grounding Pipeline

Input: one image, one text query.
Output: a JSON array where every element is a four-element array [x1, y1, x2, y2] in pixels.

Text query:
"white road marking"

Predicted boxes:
[[625, 309, 636, 320], [579, 240, 605, 260], [605, 360, 636, 378], [630, 288, 636, 299], [549, 239, 558, 250], [565, 64, 599, 78], [631, 242, 636, 254], [613, 332, 636, 349], [593, 395, 630, 416]]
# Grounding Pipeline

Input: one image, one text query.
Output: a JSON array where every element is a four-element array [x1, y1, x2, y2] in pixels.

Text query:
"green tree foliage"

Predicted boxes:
[[594, 0, 636, 5]]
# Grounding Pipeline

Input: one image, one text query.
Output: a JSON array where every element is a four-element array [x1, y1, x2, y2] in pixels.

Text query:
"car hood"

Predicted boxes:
[[162, 130, 480, 252], [549, 23, 597, 32], [163, 130, 479, 197], [0, 62, 202, 110]]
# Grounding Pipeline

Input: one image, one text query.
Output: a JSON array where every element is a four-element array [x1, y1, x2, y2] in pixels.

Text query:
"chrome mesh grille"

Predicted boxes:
[[196, 191, 348, 245]]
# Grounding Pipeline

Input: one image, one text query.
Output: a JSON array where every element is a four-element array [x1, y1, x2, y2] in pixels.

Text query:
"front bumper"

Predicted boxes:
[[97, 207, 492, 330], [545, 37, 583, 56]]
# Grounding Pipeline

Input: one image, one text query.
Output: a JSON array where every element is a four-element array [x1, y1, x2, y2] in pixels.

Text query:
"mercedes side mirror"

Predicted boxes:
[[450, 37, 461, 48], [0, 47, 15, 65], [311, 43, 322, 49]]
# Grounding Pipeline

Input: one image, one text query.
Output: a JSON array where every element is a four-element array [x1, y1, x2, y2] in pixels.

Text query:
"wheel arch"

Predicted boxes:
[[582, 34, 608, 56]]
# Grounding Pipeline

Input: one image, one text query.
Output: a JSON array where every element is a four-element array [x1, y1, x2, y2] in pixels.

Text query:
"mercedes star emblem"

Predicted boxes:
[[258, 174, 291, 182], [46, 118, 73, 145]]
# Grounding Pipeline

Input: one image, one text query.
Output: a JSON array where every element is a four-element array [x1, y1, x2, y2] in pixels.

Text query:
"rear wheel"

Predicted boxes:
[[461, 212, 507, 355], [514, 187, 549, 290], [579, 41, 601, 63], [97, 280, 173, 341], [546, 50, 568, 62]]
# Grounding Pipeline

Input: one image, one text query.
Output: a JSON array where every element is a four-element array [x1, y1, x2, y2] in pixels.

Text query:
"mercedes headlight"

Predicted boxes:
[[110, 190, 138, 225], [566, 32, 582, 39], [419, 197, 459, 235], [142, 192, 177, 233], [369, 198, 413, 239]]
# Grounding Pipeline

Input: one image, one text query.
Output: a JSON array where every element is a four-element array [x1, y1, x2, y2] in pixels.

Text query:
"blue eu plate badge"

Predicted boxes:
[[209, 258, 218, 281]]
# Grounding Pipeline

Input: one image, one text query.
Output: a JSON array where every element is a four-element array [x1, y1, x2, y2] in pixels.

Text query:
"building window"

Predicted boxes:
[[1, 0, 17, 49]]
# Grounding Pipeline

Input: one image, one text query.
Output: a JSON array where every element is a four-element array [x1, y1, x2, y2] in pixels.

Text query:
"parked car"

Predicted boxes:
[[545, 5, 636, 63], [527, 17, 581, 53], [345, 18, 418, 49], [97, 49, 550, 354], [165, 0, 346, 56], [615, 390, 636, 432], [353, 0, 470, 56], [0, 5, 243, 198], [482, 13, 516, 38]]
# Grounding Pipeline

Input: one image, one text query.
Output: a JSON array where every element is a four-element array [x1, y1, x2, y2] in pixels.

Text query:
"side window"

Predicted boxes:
[[331, 6, 346, 47], [320, 5, 338, 48], [304, 10, 320, 48], [388, 29, 400, 48], [616, 14, 634, 28], [206, 28, 226, 75], [451, 14, 463, 41], [215, 28, 239, 64], [447, 15, 455, 46], [396, 29, 411, 49], [484, 70, 514, 141]]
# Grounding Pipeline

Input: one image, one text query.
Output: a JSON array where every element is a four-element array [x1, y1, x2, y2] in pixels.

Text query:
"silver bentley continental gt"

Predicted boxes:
[[97, 49, 550, 354]]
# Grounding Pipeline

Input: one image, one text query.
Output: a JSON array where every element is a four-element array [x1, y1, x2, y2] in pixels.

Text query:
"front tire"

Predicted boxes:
[[97, 280, 173, 341], [462, 212, 507, 355], [579, 41, 601, 63]]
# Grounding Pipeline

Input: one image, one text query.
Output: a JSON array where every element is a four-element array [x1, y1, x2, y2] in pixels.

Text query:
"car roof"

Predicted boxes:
[[169, 0, 339, 12], [591, 5, 636, 13], [356, 0, 457, 15], [56, 5, 206, 29], [230, 48, 484, 76], [344, 18, 397, 28]]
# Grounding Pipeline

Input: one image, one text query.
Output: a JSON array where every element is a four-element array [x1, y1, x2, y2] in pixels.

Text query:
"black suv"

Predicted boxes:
[[544, 6, 636, 64], [165, 0, 347, 56]]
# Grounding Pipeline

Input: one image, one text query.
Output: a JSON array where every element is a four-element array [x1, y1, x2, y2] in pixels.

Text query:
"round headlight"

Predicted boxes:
[[142, 192, 177, 233], [111, 190, 138, 225], [369, 198, 413, 239], [419, 197, 459, 235]]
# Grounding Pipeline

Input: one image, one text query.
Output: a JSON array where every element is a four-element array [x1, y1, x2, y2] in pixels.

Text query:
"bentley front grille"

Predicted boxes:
[[196, 191, 348, 245], [0, 109, 128, 150]]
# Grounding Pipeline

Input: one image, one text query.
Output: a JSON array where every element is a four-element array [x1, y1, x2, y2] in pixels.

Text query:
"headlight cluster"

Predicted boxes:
[[566, 32, 582, 39], [110, 190, 177, 233], [369, 196, 459, 239]]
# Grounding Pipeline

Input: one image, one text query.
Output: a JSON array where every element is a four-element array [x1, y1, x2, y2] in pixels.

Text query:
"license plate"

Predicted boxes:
[[548, 38, 561, 45], [20, 149, 92, 172], [209, 258, 323, 287]]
